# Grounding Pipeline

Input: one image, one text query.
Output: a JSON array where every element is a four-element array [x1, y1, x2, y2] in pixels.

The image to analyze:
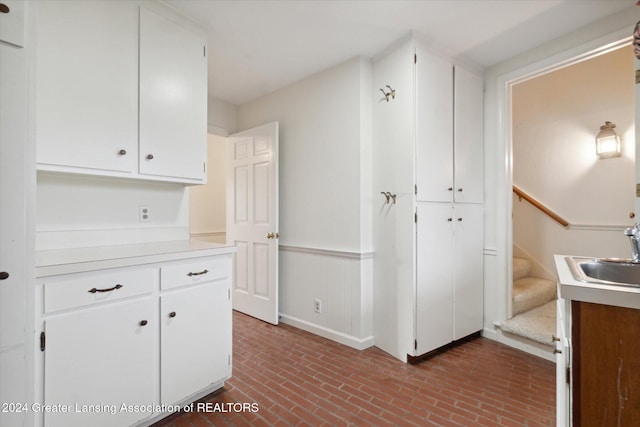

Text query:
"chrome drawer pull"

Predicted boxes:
[[187, 269, 209, 277], [88, 284, 123, 293]]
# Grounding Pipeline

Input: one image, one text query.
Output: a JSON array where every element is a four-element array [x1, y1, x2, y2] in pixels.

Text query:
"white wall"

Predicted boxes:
[[36, 173, 190, 249], [189, 133, 227, 242], [208, 96, 238, 135], [237, 57, 374, 347], [512, 45, 634, 274], [482, 5, 638, 340]]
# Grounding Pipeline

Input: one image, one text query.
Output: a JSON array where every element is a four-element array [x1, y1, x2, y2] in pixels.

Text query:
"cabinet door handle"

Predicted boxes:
[[139, 320, 148, 326], [447, 187, 453, 191], [0, 272, 9, 280], [553, 349, 562, 354], [169, 311, 177, 318], [118, 149, 127, 155], [457, 188, 463, 192], [88, 284, 123, 293], [187, 269, 209, 277], [447, 218, 453, 222], [146, 154, 154, 160], [0, 4, 10, 14], [457, 218, 463, 222]]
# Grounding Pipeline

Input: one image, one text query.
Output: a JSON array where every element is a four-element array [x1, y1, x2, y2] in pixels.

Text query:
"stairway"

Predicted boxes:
[[500, 257, 557, 346]]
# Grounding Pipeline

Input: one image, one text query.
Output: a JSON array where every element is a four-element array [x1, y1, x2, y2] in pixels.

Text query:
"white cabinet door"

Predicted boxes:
[[160, 282, 231, 405], [35, 1, 138, 173], [0, 0, 24, 46], [415, 48, 454, 203], [415, 203, 454, 355], [44, 298, 155, 427], [139, 7, 207, 181], [452, 204, 483, 340], [453, 67, 484, 203]]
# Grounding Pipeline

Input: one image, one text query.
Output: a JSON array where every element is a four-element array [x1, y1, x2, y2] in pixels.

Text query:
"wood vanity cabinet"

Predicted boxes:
[[571, 301, 640, 426]]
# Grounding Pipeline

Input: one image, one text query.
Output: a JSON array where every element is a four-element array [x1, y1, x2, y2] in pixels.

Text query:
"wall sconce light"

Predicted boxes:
[[595, 121, 621, 159]]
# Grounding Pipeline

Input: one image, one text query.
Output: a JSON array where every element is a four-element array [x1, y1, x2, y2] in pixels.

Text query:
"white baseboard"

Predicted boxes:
[[279, 314, 375, 351], [482, 326, 556, 362]]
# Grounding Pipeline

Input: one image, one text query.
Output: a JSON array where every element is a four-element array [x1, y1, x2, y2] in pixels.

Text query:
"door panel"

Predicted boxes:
[[227, 122, 279, 324], [415, 203, 454, 355]]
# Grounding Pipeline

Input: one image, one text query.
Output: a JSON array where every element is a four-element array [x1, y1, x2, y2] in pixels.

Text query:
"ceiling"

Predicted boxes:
[[165, 0, 635, 106]]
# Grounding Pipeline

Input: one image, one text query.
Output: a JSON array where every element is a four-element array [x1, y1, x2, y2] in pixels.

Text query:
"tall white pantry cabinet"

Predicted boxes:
[[372, 39, 484, 362]]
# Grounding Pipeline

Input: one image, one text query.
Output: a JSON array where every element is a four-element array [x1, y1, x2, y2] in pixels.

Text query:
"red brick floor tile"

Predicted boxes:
[[154, 311, 556, 427]]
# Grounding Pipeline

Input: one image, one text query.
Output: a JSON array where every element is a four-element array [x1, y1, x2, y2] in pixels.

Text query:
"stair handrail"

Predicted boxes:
[[512, 185, 569, 228]]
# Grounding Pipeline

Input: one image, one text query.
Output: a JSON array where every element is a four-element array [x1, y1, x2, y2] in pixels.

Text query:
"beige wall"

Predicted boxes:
[[512, 45, 635, 273], [189, 133, 227, 242]]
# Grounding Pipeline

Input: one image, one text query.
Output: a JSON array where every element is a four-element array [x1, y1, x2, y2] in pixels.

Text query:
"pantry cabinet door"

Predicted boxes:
[[415, 203, 454, 355], [415, 48, 454, 203], [453, 67, 484, 204], [35, 1, 138, 173], [44, 298, 155, 427], [139, 7, 207, 181], [452, 204, 483, 340]]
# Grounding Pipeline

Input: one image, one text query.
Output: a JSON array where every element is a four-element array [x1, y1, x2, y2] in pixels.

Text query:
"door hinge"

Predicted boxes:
[[228, 288, 231, 300], [415, 212, 417, 223], [414, 339, 417, 350], [415, 184, 417, 195], [40, 331, 45, 352], [228, 354, 231, 365], [414, 53, 417, 64], [566, 366, 570, 384], [204, 46, 206, 57], [203, 162, 206, 173]]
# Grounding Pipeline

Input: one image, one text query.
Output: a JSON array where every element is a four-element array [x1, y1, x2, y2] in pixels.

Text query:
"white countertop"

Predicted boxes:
[[36, 240, 236, 277], [554, 254, 640, 310]]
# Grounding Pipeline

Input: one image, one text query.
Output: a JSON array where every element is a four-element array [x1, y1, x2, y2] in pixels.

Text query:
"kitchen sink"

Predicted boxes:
[[566, 256, 640, 287]]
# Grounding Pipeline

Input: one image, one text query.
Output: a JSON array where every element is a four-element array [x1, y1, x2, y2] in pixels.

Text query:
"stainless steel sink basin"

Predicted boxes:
[[566, 257, 640, 287]]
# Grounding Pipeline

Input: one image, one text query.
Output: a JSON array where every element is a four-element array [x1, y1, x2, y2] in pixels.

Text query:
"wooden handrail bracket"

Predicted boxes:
[[513, 185, 569, 227]]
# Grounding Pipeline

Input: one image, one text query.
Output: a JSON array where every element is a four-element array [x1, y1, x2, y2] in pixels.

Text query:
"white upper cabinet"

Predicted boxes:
[[415, 48, 483, 203], [415, 49, 454, 203], [453, 67, 484, 204], [0, 0, 24, 47], [139, 7, 207, 182], [35, 1, 207, 184], [36, 1, 139, 174]]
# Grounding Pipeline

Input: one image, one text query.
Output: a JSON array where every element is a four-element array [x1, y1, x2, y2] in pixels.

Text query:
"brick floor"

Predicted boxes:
[[154, 311, 556, 426]]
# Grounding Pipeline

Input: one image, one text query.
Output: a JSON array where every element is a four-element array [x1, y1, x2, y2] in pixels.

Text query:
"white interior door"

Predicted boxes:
[[227, 122, 279, 324]]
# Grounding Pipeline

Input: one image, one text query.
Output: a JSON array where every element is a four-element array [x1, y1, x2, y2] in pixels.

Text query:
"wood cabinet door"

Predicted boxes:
[[572, 302, 640, 426], [415, 203, 454, 355], [44, 298, 155, 427], [160, 281, 231, 404], [35, 1, 138, 173], [139, 6, 207, 182]]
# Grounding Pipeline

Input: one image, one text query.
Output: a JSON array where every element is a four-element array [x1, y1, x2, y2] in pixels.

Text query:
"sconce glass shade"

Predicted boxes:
[[595, 121, 621, 159]]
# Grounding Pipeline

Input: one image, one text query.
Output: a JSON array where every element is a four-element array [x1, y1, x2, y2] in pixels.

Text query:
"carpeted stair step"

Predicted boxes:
[[513, 257, 532, 281], [501, 300, 556, 346], [512, 277, 556, 316]]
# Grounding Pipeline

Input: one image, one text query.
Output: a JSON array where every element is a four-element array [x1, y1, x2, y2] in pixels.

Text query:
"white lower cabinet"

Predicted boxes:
[[44, 298, 155, 427], [37, 254, 232, 427], [415, 203, 483, 356], [160, 281, 231, 405]]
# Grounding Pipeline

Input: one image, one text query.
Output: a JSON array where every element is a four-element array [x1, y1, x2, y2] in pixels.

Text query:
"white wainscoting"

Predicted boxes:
[[279, 245, 375, 350]]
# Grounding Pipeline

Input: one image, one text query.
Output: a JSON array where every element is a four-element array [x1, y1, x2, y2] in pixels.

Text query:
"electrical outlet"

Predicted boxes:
[[139, 206, 150, 222], [313, 299, 322, 314]]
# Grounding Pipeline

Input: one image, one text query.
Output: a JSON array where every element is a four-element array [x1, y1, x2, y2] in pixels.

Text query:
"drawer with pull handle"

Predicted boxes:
[[160, 255, 231, 290], [43, 268, 155, 313]]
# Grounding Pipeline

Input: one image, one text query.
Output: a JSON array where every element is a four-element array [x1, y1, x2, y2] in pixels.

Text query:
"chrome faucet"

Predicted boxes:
[[624, 222, 640, 263]]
